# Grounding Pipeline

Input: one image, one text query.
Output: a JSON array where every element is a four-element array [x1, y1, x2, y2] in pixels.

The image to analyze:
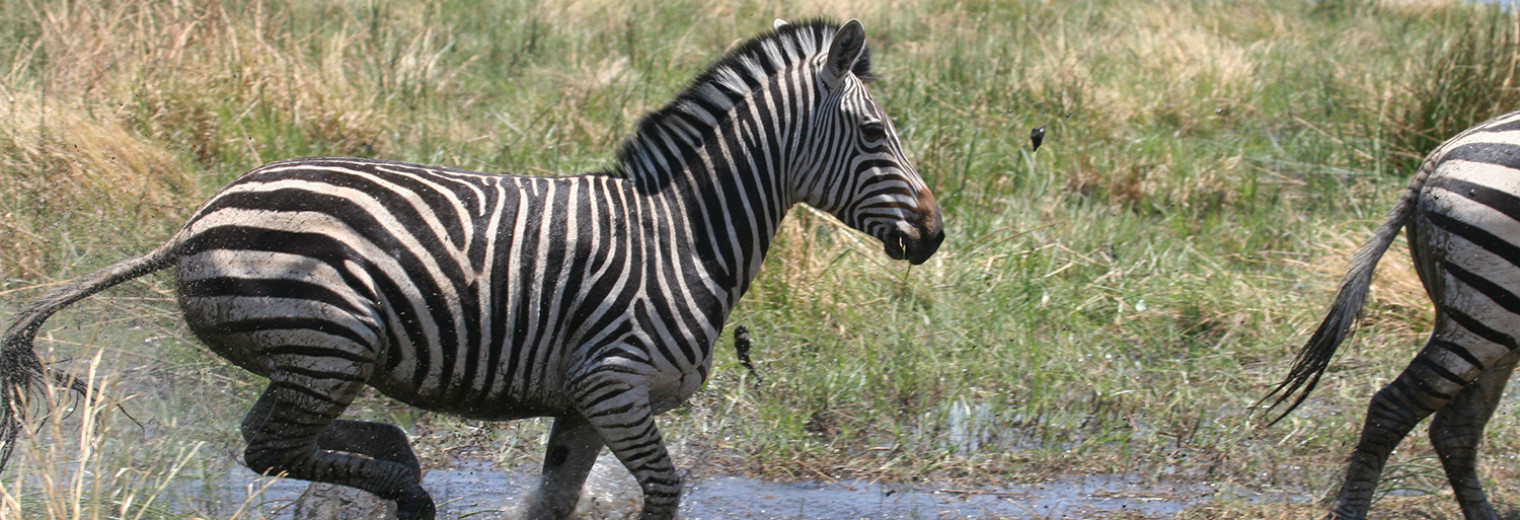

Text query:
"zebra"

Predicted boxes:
[[1262, 109, 1520, 520], [0, 18, 943, 520]]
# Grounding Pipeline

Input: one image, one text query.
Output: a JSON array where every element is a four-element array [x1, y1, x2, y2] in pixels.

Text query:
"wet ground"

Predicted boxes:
[[189, 454, 1269, 519]]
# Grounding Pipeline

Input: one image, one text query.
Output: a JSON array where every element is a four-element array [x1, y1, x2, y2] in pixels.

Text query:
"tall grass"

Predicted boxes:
[[4, 0, 1520, 518], [0, 348, 274, 520], [1384, 6, 1520, 174]]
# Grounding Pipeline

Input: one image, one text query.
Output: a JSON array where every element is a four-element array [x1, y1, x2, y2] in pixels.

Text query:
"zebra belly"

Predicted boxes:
[[364, 359, 577, 421], [180, 292, 576, 420]]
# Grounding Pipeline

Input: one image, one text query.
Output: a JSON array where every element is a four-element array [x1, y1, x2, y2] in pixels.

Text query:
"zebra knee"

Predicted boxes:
[[239, 392, 277, 445], [320, 420, 421, 476], [1359, 383, 1430, 447], [243, 442, 303, 476], [544, 444, 571, 470], [1429, 414, 1482, 457]]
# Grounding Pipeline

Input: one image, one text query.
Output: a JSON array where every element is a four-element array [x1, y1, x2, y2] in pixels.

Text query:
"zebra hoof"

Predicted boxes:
[[394, 487, 436, 520]]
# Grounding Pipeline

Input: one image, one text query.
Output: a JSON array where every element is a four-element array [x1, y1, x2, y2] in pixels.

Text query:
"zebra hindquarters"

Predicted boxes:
[[1328, 164, 1520, 520], [176, 254, 436, 518]]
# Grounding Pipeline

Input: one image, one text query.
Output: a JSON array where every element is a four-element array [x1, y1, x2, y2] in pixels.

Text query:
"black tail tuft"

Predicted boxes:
[[0, 240, 180, 472], [1255, 160, 1434, 426], [0, 333, 47, 469]]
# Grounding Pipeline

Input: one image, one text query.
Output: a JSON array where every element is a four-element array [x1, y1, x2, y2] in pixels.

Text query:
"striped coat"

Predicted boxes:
[[1, 18, 943, 520]]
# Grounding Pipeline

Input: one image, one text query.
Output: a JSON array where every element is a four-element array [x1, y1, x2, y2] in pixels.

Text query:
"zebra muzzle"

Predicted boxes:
[[884, 217, 944, 265]]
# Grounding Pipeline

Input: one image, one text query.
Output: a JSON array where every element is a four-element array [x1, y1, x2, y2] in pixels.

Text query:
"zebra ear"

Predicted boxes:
[[773, 19, 789, 30], [822, 19, 865, 90]]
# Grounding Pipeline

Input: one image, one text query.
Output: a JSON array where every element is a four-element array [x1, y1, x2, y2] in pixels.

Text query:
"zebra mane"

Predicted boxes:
[[611, 18, 873, 183]]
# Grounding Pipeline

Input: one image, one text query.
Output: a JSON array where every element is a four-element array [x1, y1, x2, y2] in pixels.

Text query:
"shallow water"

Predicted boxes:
[[677, 474, 1199, 520], [195, 454, 1223, 519]]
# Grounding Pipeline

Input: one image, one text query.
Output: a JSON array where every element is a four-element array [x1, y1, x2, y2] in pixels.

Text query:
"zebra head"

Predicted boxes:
[[792, 19, 944, 265]]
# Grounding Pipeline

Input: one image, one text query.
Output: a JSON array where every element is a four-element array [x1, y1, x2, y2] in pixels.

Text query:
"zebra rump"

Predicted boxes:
[[1262, 109, 1520, 520]]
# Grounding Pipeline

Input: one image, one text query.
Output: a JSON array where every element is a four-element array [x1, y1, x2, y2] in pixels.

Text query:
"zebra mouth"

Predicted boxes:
[[883, 233, 909, 261], [883, 220, 944, 265]]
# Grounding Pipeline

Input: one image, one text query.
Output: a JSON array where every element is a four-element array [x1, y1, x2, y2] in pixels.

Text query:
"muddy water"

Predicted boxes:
[[674, 474, 1200, 519], [195, 454, 1219, 519]]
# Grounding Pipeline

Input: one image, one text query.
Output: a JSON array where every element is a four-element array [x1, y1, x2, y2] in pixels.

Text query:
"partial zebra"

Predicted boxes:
[[1262, 109, 1520, 520], [0, 18, 943, 520]]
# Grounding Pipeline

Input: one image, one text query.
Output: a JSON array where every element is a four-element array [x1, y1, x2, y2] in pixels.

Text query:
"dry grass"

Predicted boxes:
[[0, 352, 254, 520], [1296, 224, 1432, 344], [1384, 5, 1520, 174]]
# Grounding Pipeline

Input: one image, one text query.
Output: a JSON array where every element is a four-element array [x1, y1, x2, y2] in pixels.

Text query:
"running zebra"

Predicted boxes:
[[0, 18, 943, 520], [1262, 109, 1520, 520]]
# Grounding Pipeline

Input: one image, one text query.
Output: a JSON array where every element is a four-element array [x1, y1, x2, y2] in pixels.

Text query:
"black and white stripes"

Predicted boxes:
[[0, 18, 942, 520], [1262, 109, 1520, 520]]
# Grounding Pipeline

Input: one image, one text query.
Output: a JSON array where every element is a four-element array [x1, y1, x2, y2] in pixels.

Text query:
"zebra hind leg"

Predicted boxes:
[[241, 375, 435, 520], [523, 414, 605, 520], [1329, 326, 1476, 520], [317, 419, 424, 478], [1429, 354, 1517, 520]]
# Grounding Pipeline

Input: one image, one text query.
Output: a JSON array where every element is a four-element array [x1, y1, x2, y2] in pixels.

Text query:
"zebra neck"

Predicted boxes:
[[620, 119, 794, 304], [614, 56, 818, 305]]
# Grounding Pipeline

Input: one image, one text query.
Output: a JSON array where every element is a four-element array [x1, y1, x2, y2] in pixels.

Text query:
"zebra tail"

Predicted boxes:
[[0, 236, 182, 472], [1255, 160, 1436, 427]]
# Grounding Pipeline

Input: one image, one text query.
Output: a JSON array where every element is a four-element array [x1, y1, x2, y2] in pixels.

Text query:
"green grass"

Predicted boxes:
[[5, 0, 1520, 518]]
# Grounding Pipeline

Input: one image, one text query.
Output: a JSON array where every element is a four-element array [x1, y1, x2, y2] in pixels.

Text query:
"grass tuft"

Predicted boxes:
[[1384, 4, 1520, 174]]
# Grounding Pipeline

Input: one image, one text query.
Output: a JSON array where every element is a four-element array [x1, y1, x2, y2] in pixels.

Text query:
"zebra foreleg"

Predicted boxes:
[[1429, 354, 1516, 520], [241, 376, 435, 520], [573, 381, 680, 520], [524, 414, 605, 520]]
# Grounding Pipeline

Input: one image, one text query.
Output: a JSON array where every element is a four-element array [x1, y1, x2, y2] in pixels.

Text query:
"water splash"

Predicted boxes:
[[183, 456, 1218, 519]]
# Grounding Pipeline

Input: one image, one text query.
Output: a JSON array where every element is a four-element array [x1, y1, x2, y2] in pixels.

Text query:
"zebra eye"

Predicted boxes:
[[861, 121, 887, 143]]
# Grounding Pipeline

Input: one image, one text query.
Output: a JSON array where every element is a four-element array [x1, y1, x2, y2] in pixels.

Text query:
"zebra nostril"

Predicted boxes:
[[881, 225, 913, 261], [881, 219, 941, 264]]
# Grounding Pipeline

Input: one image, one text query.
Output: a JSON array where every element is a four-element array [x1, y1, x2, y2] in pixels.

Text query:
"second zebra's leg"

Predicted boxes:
[[241, 373, 435, 520], [1429, 353, 1517, 520], [572, 376, 680, 520], [1328, 323, 1484, 520], [524, 414, 605, 520]]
